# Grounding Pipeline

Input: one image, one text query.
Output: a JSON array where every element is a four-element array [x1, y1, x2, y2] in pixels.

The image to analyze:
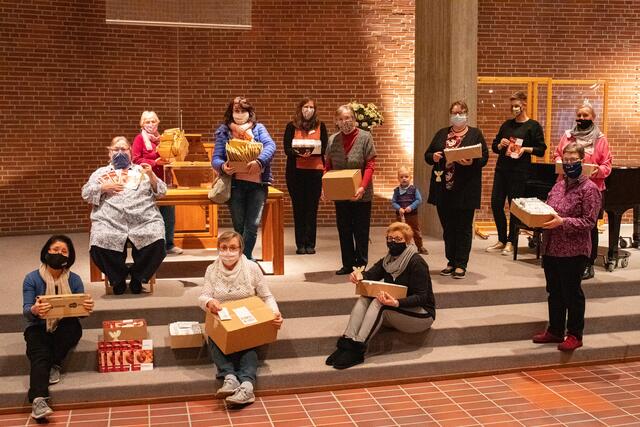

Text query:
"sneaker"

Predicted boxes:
[[226, 381, 255, 406], [167, 246, 183, 255], [418, 247, 429, 255], [49, 365, 61, 385], [216, 374, 240, 397], [31, 397, 53, 420], [452, 268, 466, 279], [582, 264, 595, 280], [486, 241, 506, 253], [501, 242, 514, 256], [440, 266, 455, 276], [532, 331, 564, 344], [558, 335, 583, 352], [296, 247, 305, 255], [305, 247, 316, 255]]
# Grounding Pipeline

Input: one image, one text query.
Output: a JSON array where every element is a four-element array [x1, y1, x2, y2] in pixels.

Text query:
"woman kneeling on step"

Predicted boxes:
[[327, 222, 436, 370], [199, 231, 283, 406]]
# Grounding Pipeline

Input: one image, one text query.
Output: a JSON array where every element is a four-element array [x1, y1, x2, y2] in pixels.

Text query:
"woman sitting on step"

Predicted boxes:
[[199, 231, 283, 406], [22, 235, 94, 421], [326, 222, 436, 369]]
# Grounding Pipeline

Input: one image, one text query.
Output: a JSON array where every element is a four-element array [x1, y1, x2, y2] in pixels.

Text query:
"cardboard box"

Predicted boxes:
[[555, 161, 597, 177], [509, 199, 555, 228], [103, 319, 148, 342], [169, 322, 205, 349], [205, 296, 277, 355], [322, 169, 362, 201], [38, 293, 90, 319], [356, 280, 408, 299], [227, 161, 250, 173], [97, 339, 153, 372], [292, 138, 321, 155], [444, 143, 483, 162]]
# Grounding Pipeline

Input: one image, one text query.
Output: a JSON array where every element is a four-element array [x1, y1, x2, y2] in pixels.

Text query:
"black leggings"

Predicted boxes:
[[491, 169, 526, 244], [90, 239, 165, 285]]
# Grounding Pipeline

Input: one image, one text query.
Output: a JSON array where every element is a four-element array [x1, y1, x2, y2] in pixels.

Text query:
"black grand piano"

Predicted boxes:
[[526, 163, 640, 270]]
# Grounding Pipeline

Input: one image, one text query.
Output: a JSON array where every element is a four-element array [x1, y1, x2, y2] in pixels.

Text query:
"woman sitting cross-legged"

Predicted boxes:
[[326, 222, 436, 369]]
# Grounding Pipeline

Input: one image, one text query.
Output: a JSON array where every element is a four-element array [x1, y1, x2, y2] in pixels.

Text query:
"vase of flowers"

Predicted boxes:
[[349, 101, 384, 131]]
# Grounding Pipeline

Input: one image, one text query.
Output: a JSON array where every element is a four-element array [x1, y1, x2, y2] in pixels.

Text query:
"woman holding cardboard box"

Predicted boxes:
[[212, 97, 276, 260], [199, 231, 283, 406], [22, 235, 94, 420], [425, 100, 489, 279], [326, 222, 435, 369], [325, 104, 377, 275], [554, 103, 612, 280], [283, 97, 328, 254]]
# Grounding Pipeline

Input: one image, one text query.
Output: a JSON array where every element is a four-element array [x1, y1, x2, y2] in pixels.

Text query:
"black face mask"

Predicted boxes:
[[44, 253, 69, 270], [576, 119, 593, 130], [387, 241, 407, 257]]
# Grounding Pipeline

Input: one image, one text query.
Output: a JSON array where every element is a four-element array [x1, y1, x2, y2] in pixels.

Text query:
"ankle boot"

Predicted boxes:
[[332, 338, 366, 369], [582, 263, 594, 280], [326, 336, 351, 366]]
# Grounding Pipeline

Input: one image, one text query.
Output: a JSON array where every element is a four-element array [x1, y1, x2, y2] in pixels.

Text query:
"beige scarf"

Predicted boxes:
[[141, 129, 160, 151], [38, 264, 72, 332]]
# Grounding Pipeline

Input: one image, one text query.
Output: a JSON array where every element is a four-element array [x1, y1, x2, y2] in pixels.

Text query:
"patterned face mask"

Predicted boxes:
[[111, 151, 131, 170], [337, 120, 355, 134], [143, 123, 158, 134], [302, 108, 315, 120]]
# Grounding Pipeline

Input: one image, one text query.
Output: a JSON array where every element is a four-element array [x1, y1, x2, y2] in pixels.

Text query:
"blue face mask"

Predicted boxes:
[[111, 151, 131, 170], [563, 161, 582, 179]]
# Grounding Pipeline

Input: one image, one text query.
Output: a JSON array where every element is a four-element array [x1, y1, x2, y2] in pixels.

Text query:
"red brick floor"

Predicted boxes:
[[5, 361, 640, 426]]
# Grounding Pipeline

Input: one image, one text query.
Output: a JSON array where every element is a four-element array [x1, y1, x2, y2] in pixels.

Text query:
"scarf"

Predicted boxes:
[[382, 243, 418, 280], [569, 123, 602, 154], [141, 129, 160, 151], [444, 128, 465, 190], [38, 264, 72, 332], [230, 122, 254, 141], [209, 254, 252, 296]]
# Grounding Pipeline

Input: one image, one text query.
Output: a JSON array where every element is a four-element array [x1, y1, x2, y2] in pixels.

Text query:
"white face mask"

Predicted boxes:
[[302, 107, 314, 120], [143, 123, 158, 134], [219, 250, 240, 266], [512, 106, 522, 117], [450, 113, 468, 127], [233, 111, 249, 125]]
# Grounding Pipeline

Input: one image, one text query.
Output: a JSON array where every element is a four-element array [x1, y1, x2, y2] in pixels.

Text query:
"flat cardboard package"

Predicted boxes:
[[356, 280, 408, 299], [205, 296, 277, 355], [322, 169, 362, 201], [169, 322, 205, 349], [509, 200, 555, 228], [555, 161, 597, 177], [444, 143, 483, 162], [38, 293, 90, 319], [227, 161, 250, 174], [103, 319, 148, 342], [97, 339, 153, 372]]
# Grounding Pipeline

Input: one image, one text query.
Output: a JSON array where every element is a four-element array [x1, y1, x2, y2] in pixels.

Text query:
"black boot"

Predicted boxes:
[[325, 336, 351, 366], [129, 278, 142, 294], [332, 338, 366, 369], [582, 263, 594, 280], [112, 280, 127, 295]]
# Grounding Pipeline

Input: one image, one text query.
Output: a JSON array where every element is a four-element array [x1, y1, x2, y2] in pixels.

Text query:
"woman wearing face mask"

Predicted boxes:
[[82, 136, 167, 295], [325, 104, 377, 275], [425, 100, 489, 279], [199, 231, 283, 406], [212, 97, 276, 260], [326, 222, 435, 369], [132, 110, 182, 255], [533, 143, 601, 352], [487, 91, 547, 256], [282, 97, 328, 254], [23, 235, 94, 420], [554, 104, 612, 280]]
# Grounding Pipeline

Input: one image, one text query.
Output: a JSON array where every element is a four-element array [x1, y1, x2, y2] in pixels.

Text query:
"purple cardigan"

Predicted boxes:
[[541, 176, 601, 258]]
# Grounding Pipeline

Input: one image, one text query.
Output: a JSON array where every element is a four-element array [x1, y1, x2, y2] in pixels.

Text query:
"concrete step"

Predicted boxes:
[[4, 329, 640, 409]]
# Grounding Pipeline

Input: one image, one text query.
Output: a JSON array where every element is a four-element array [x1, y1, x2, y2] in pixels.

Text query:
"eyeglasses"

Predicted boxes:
[[386, 237, 405, 243], [219, 245, 240, 252], [110, 147, 130, 153], [563, 159, 582, 165]]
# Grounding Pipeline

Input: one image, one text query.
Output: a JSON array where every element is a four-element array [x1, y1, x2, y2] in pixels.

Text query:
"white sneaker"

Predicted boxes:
[[486, 241, 506, 253], [167, 246, 183, 255], [225, 381, 255, 406], [216, 374, 240, 397], [501, 242, 514, 256], [31, 397, 53, 420], [49, 364, 61, 385]]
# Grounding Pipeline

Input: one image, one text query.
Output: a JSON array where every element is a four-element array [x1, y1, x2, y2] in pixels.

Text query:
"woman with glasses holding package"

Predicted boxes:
[[82, 136, 167, 295], [554, 103, 612, 280], [325, 222, 435, 369]]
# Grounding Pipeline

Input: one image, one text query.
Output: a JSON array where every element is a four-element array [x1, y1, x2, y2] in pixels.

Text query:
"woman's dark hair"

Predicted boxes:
[[40, 235, 76, 268], [293, 97, 318, 131], [223, 96, 257, 126]]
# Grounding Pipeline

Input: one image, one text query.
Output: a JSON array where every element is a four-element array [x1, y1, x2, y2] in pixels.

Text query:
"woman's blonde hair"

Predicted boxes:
[[387, 222, 414, 243], [335, 104, 356, 120], [109, 136, 130, 148], [217, 230, 244, 252], [140, 111, 160, 127], [576, 104, 596, 119]]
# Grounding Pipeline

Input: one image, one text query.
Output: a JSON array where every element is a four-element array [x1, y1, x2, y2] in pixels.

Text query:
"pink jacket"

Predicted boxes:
[[554, 130, 612, 191]]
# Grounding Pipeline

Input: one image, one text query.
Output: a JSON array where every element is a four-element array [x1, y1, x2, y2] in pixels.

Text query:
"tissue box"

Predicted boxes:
[[322, 169, 362, 201], [510, 198, 556, 228], [38, 293, 90, 319], [97, 339, 153, 372], [356, 280, 408, 299], [205, 296, 277, 355], [444, 144, 483, 162], [169, 322, 205, 349], [102, 319, 148, 342], [292, 138, 321, 155], [555, 161, 597, 177]]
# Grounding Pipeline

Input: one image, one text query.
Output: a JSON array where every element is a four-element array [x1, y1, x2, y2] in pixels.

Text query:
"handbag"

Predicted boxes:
[[208, 172, 231, 204]]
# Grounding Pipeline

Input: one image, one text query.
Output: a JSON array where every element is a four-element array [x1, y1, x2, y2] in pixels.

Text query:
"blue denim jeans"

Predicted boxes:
[[208, 338, 257, 385], [229, 179, 268, 259], [159, 205, 176, 249]]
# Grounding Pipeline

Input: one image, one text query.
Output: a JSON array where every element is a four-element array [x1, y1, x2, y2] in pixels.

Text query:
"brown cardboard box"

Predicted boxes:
[[103, 319, 148, 342], [205, 296, 277, 355], [444, 144, 483, 162], [38, 293, 90, 319], [509, 200, 555, 228], [169, 322, 205, 349], [356, 280, 408, 299], [555, 161, 597, 177], [227, 161, 250, 173], [322, 169, 362, 201]]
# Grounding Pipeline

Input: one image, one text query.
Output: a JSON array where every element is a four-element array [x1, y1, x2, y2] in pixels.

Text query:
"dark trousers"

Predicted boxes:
[[229, 180, 268, 259], [90, 239, 166, 286], [589, 195, 604, 265], [491, 169, 526, 244], [543, 255, 588, 339], [397, 213, 424, 249], [159, 205, 176, 250], [335, 201, 372, 269], [436, 205, 475, 269], [24, 318, 82, 402], [286, 169, 322, 250]]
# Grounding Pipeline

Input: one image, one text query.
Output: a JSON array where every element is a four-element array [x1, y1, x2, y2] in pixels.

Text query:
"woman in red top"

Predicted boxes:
[[132, 111, 182, 255]]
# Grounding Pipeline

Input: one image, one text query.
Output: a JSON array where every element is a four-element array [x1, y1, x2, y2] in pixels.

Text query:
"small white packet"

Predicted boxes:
[[217, 307, 232, 321], [233, 306, 258, 325]]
